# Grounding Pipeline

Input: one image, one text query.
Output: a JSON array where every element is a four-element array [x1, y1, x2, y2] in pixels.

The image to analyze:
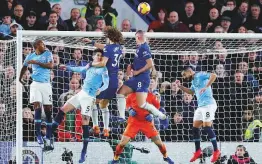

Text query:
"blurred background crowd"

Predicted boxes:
[[0, 0, 261, 145]]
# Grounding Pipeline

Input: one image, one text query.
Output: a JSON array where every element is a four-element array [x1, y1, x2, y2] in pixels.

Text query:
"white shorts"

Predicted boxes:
[[193, 104, 217, 122], [30, 81, 52, 105], [67, 90, 95, 116]]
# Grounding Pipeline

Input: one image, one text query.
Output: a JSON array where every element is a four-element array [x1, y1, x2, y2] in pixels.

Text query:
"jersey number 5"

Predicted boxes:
[[112, 54, 121, 67]]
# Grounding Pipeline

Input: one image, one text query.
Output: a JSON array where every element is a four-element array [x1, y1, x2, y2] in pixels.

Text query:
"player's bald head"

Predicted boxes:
[[181, 67, 194, 80]]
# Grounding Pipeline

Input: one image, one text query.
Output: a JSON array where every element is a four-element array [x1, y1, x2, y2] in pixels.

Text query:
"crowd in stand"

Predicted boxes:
[[0, 0, 261, 144]]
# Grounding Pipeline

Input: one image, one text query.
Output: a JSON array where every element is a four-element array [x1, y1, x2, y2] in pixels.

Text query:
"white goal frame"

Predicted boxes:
[[16, 30, 262, 164]]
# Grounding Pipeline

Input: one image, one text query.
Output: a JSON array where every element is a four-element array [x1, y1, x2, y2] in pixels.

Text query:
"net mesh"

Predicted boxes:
[[13, 33, 262, 163], [0, 40, 17, 163]]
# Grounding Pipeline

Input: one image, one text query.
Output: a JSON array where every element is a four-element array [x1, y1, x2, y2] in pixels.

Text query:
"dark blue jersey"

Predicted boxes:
[[133, 42, 152, 77], [103, 44, 123, 77]]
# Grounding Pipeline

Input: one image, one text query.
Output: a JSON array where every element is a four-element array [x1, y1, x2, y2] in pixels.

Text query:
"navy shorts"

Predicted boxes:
[[97, 74, 118, 100], [124, 76, 150, 93]]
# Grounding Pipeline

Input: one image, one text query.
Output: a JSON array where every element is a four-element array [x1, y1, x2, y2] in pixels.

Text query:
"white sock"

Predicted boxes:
[[117, 94, 126, 119], [101, 107, 110, 130], [92, 104, 99, 127], [141, 102, 166, 120]]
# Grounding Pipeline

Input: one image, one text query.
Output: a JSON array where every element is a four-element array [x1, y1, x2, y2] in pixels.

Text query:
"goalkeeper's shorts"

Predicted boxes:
[[123, 121, 158, 139]]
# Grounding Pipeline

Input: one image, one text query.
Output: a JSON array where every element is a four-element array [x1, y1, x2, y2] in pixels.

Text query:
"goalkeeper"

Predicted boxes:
[[111, 92, 174, 164]]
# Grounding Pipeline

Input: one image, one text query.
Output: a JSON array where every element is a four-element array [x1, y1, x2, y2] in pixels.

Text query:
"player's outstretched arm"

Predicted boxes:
[[60, 64, 87, 72], [133, 58, 154, 76], [175, 80, 195, 95], [82, 38, 105, 49]]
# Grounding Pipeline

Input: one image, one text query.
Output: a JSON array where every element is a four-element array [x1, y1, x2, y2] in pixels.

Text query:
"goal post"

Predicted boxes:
[[14, 30, 262, 163]]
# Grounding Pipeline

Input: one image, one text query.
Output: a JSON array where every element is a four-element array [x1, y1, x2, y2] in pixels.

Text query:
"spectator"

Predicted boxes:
[[66, 48, 88, 78], [238, 25, 248, 33], [0, 12, 21, 35], [75, 17, 92, 31], [253, 91, 262, 120], [220, 16, 233, 32], [192, 21, 203, 32], [95, 18, 106, 31], [238, 61, 259, 88], [58, 78, 81, 107], [160, 81, 171, 96], [221, 0, 237, 18], [117, 79, 123, 91], [186, 52, 203, 71], [157, 11, 190, 32], [214, 48, 231, 71], [173, 92, 196, 141], [148, 8, 166, 31], [65, 8, 80, 31], [23, 11, 39, 30], [3, 22, 19, 40], [42, 11, 66, 31], [242, 106, 262, 142], [23, 107, 35, 141], [121, 19, 135, 32], [118, 69, 124, 80], [244, 4, 262, 33], [103, 0, 118, 27], [180, 1, 199, 31], [227, 145, 257, 164], [215, 64, 229, 78], [205, 8, 220, 32], [246, 52, 262, 85], [214, 25, 224, 33], [51, 4, 64, 25], [80, 0, 99, 19], [13, 4, 26, 26], [231, 1, 249, 30], [87, 5, 103, 30], [25, 0, 51, 20], [164, 80, 183, 114]]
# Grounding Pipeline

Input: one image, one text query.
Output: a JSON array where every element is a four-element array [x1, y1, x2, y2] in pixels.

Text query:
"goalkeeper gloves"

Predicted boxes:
[[160, 116, 169, 130], [145, 114, 153, 122], [129, 109, 136, 117]]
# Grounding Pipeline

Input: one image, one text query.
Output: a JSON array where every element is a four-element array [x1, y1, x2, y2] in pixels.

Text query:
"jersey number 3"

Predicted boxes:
[[112, 54, 121, 67]]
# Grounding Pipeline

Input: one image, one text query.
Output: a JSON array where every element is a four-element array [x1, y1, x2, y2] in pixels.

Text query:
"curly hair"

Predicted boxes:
[[104, 26, 124, 44]]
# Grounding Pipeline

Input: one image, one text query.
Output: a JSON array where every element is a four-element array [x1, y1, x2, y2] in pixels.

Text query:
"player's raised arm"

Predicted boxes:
[[204, 73, 217, 88], [83, 38, 106, 49], [175, 79, 195, 95], [60, 64, 87, 73]]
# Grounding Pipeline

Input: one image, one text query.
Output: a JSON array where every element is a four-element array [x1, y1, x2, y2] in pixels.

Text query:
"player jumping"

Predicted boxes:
[[52, 49, 109, 163], [19, 39, 54, 149], [116, 30, 166, 121], [175, 67, 221, 163], [84, 27, 123, 137], [111, 92, 174, 164]]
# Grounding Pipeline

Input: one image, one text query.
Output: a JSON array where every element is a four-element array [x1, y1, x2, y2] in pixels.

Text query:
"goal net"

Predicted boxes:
[[13, 31, 262, 163]]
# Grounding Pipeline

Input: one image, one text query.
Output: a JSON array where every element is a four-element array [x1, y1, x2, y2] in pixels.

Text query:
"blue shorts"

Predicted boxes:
[[96, 87, 118, 99], [124, 76, 150, 93], [97, 74, 118, 100]]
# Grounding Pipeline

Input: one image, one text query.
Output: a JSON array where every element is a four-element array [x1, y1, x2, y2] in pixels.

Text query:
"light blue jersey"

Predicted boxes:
[[190, 72, 216, 107], [23, 50, 53, 83], [67, 65, 109, 98]]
